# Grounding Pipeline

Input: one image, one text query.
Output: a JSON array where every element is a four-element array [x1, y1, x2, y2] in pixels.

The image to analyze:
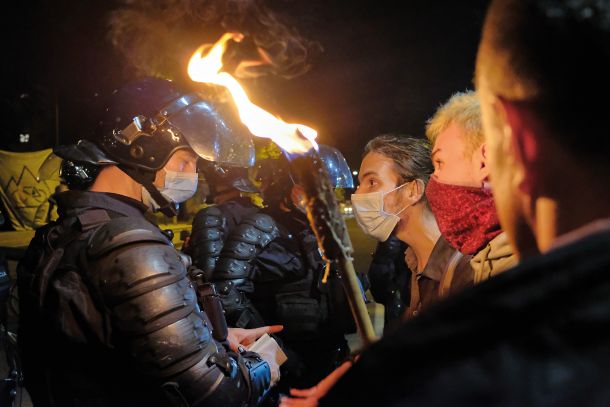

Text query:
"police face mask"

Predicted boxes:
[[142, 170, 198, 211], [351, 182, 411, 242]]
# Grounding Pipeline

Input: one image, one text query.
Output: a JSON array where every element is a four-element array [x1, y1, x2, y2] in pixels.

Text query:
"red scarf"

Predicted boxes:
[[425, 177, 502, 255]]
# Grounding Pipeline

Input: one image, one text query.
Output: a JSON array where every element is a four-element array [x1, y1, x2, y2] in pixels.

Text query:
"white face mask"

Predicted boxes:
[[351, 182, 410, 242], [142, 169, 198, 211]]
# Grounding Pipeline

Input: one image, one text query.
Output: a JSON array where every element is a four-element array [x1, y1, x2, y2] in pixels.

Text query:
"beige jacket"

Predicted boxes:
[[471, 232, 517, 284]]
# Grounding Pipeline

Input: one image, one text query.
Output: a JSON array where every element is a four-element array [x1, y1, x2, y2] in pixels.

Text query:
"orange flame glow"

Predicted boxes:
[[187, 33, 317, 154]]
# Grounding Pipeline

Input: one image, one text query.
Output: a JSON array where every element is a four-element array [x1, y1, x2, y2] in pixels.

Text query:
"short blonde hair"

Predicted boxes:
[[425, 91, 483, 156]]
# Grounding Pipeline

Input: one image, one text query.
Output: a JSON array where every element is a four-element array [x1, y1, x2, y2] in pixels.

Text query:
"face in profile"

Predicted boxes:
[[431, 122, 486, 188], [476, 67, 538, 257], [356, 151, 415, 218]]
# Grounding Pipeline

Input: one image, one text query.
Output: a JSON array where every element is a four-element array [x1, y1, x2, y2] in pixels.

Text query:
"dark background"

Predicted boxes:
[[1, 0, 490, 170]]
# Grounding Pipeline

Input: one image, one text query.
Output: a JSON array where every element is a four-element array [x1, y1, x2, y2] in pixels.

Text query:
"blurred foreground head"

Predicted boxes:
[[476, 0, 610, 253]]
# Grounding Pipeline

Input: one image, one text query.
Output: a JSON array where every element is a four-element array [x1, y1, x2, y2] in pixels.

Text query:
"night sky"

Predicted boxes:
[[2, 0, 490, 170]]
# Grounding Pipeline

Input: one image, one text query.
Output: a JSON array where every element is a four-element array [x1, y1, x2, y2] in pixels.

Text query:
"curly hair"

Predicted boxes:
[[425, 91, 483, 157]]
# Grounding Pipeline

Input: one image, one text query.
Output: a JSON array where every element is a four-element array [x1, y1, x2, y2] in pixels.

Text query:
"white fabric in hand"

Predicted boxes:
[[247, 333, 287, 385]]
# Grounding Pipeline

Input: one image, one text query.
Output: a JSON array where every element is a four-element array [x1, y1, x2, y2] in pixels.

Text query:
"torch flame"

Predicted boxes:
[[188, 33, 317, 154]]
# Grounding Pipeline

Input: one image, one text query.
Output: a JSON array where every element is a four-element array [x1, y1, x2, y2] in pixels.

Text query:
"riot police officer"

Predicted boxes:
[[17, 77, 278, 407], [208, 144, 360, 394], [185, 160, 261, 281]]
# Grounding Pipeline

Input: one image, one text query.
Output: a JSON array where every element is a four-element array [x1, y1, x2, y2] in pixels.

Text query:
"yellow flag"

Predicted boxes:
[[0, 149, 60, 230]]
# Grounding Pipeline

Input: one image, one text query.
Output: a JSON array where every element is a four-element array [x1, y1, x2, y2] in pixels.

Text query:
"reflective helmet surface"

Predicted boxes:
[[316, 144, 354, 189], [54, 139, 117, 166], [60, 160, 100, 190], [97, 77, 255, 173], [255, 143, 354, 203], [39, 143, 107, 191]]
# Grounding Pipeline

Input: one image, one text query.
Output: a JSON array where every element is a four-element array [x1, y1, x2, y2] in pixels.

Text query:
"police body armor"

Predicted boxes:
[[187, 198, 260, 281], [17, 191, 269, 407], [211, 208, 354, 388]]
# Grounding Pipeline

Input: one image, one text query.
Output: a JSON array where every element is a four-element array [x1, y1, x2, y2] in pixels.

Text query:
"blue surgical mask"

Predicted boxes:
[[142, 170, 198, 211]]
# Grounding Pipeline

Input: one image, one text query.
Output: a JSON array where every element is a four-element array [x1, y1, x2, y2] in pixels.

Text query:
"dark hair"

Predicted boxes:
[[363, 134, 434, 186], [479, 0, 610, 158]]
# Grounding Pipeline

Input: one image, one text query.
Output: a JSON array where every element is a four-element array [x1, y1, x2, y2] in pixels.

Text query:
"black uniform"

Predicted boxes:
[[322, 229, 610, 406], [17, 191, 269, 407], [211, 206, 356, 392], [187, 197, 259, 280], [367, 236, 410, 332]]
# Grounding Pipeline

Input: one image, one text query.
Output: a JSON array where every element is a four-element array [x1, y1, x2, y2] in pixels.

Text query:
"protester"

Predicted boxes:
[[353, 135, 473, 323], [425, 90, 519, 283], [281, 0, 610, 405]]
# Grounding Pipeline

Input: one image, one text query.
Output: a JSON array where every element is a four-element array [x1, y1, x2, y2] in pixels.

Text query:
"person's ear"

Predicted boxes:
[[406, 179, 425, 204], [496, 97, 541, 196], [473, 142, 490, 186]]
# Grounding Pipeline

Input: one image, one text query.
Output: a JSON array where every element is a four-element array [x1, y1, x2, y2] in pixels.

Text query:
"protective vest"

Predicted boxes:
[[17, 191, 269, 407], [211, 208, 355, 337], [187, 198, 259, 281]]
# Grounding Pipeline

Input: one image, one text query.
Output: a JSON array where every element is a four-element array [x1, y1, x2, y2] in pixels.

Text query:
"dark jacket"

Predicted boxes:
[[17, 191, 269, 407], [367, 236, 410, 331], [322, 228, 610, 406], [187, 196, 260, 277], [211, 206, 355, 391], [369, 236, 473, 330], [403, 236, 473, 319]]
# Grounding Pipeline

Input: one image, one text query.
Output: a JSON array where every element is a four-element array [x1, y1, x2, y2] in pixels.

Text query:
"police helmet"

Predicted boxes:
[[256, 143, 354, 205]]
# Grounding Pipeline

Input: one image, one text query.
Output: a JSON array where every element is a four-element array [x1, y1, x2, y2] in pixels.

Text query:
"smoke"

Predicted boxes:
[[107, 0, 322, 81]]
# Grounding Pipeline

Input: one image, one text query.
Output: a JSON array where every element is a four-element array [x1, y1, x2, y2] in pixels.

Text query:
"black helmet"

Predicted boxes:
[[254, 145, 292, 206], [199, 159, 259, 197], [39, 139, 116, 191], [97, 77, 254, 172], [59, 160, 100, 190], [55, 77, 255, 215], [256, 142, 354, 206]]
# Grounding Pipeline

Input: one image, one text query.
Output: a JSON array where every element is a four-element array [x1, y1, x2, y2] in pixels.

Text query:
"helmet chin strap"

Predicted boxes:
[[118, 165, 178, 217]]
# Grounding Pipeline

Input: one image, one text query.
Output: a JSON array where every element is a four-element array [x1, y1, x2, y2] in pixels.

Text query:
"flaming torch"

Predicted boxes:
[[188, 33, 377, 346]]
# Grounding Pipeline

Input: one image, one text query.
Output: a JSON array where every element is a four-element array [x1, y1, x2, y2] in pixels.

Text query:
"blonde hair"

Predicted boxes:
[[425, 91, 483, 156]]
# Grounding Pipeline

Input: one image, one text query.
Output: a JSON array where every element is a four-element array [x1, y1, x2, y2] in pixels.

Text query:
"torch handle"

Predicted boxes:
[[291, 152, 378, 348], [338, 256, 377, 347]]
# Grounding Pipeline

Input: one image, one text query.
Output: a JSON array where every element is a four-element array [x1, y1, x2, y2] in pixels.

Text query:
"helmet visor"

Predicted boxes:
[[317, 145, 354, 189], [167, 100, 255, 168]]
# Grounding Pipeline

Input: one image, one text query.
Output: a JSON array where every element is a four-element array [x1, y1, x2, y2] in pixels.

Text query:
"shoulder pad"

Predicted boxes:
[[87, 216, 170, 258], [242, 213, 278, 235], [192, 206, 224, 228], [227, 213, 279, 247]]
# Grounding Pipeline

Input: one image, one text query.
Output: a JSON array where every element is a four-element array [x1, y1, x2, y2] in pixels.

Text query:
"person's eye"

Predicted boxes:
[[434, 160, 443, 170], [368, 178, 377, 187]]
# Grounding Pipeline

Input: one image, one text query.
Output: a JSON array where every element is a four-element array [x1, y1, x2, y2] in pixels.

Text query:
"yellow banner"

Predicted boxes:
[[0, 149, 60, 231]]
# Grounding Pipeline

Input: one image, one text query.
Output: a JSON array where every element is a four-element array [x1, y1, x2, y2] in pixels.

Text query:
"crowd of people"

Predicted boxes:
[[4, 0, 610, 405]]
